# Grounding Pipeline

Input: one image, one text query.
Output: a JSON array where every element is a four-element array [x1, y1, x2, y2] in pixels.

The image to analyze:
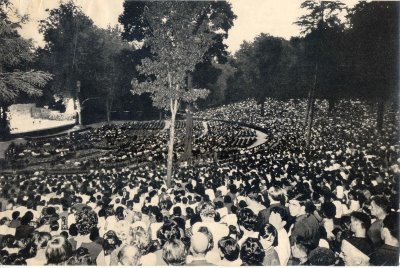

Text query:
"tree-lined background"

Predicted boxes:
[[0, 0, 398, 137]]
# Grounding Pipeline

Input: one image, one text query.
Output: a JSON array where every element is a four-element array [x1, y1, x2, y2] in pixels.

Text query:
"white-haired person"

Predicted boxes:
[[117, 245, 141, 266], [129, 226, 157, 265], [162, 239, 188, 266], [45, 235, 73, 265], [187, 231, 215, 266]]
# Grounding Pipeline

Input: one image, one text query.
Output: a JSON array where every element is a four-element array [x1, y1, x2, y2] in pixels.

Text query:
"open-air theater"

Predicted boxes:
[[1, 97, 399, 266], [0, 0, 398, 266]]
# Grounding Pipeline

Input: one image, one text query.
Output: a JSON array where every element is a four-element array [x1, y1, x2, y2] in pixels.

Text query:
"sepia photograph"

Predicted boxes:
[[0, 0, 399, 266]]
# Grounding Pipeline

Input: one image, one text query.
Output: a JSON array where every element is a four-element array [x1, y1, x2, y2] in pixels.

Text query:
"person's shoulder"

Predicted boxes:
[[376, 244, 399, 253], [140, 252, 157, 266]]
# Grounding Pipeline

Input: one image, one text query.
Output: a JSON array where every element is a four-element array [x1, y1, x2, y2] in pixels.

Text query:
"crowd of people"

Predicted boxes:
[[0, 98, 399, 266], [4, 119, 261, 172]]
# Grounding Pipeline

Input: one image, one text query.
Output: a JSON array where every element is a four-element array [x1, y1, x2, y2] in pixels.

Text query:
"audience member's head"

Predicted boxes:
[[117, 245, 141, 266], [259, 223, 278, 250], [162, 239, 187, 265], [190, 232, 211, 257], [45, 236, 73, 265], [218, 236, 240, 262], [240, 237, 265, 266], [382, 212, 399, 243], [341, 237, 373, 266]]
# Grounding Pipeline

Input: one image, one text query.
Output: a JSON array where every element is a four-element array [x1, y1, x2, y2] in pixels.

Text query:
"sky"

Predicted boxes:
[[11, 0, 359, 54]]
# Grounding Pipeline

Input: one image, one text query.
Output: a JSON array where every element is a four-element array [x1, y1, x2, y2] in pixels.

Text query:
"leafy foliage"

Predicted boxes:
[[0, 70, 52, 103], [0, 0, 52, 138], [131, 1, 215, 110], [120, 0, 236, 109], [229, 34, 296, 109], [0, 0, 52, 105], [37, 1, 95, 97], [346, 1, 399, 101], [37, 1, 137, 123], [295, 0, 346, 34]]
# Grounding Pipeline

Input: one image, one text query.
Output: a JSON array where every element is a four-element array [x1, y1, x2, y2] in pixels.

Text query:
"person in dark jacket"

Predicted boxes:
[[257, 186, 287, 227], [371, 212, 399, 266], [288, 194, 320, 249], [14, 212, 34, 240], [8, 211, 21, 229]]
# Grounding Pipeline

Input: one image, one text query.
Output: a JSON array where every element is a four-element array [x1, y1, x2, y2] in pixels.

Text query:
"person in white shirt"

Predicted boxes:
[[191, 201, 229, 251], [269, 206, 291, 266], [0, 217, 13, 235], [245, 192, 266, 215]]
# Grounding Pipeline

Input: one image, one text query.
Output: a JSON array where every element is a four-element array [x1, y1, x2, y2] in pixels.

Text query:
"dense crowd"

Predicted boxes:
[[0, 98, 399, 266], [4, 119, 260, 171]]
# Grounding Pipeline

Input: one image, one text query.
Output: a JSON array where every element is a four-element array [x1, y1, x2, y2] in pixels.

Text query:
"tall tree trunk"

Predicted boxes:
[[0, 63, 10, 140], [305, 94, 316, 148], [0, 105, 10, 140], [304, 88, 312, 127], [166, 98, 178, 188], [328, 99, 336, 115], [77, 98, 82, 125], [182, 73, 194, 165], [305, 63, 318, 148], [182, 104, 193, 165], [260, 99, 265, 116], [106, 98, 112, 123], [376, 100, 385, 133]]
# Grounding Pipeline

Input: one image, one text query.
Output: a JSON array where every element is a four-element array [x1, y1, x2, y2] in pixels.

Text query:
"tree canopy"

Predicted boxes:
[[120, 0, 236, 109], [0, 0, 52, 138], [131, 1, 218, 187], [37, 1, 136, 123]]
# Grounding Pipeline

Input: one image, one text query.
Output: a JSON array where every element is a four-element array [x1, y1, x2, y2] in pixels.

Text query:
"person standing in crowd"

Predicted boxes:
[[288, 194, 320, 248], [8, 211, 21, 229], [187, 231, 215, 266], [257, 185, 286, 227], [340, 236, 373, 266], [45, 236, 73, 265], [215, 236, 242, 266], [240, 237, 265, 266], [191, 201, 229, 249], [162, 239, 188, 266], [116, 245, 141, 265], [371, 212, 400, 266], [96, 230, 122, 266], [269, 206, 291, 265], [290, 236, 313, 265], [350, 211, 373, 242], [258, 223, 280, 265], [368, 196, 389, 247]]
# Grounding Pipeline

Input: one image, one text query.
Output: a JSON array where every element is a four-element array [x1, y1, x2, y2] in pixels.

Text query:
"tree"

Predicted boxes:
[[95, 26, 134, 122], [295, 0, 346, 147], [225, 55, 252, 103], [0, 0, 52, 139], [37, 1, 95, 124], [131, 2, 213, 188], [346, 1, 399, 132], [232, 35, 295, 115], [38, 1, 135, 124], [119, 0, 236, 107]]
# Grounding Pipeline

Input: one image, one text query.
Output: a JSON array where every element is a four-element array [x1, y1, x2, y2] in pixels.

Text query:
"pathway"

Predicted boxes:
[[247, 129, 268, 149]]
